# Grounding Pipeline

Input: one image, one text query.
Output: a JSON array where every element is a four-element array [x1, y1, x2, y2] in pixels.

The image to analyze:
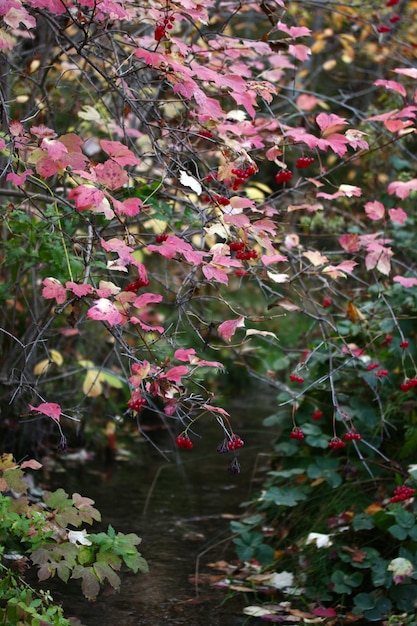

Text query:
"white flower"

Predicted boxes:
[[305, 532, 333, 548]]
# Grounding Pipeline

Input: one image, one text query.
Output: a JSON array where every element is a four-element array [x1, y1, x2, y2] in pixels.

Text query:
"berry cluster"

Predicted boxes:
[[344, 430, 362, 441], [296, 157, 314, 169], [290, 427, 304, 440], [366, 362, 380, 371], [322, 297, 332, 308], [400, 340, 409, 348], [127, 393, 146, 412], [390, 485, 416, 503], [175, 435, 193, 449], [275, 170, 293, 184], [400, 378, 417, 392], [154, 12, 175, 41], [229, 241, 245, 251], [328, 437, 346, 450], [376, 369, 389, 378], [289, 374, 305, 383], [227, 434, 244, 451], [155, 233, 168, 243], [231, 162, 257, 190], [236, 249, 258, 261], [214, 195, 231, 206], [125, 277, 150, 293], [312, 410, 323, 420]]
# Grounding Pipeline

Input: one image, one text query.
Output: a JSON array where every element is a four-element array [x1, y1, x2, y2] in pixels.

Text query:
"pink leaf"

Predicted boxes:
[[100, 139, 141, 166], [6, 169, 33, 187], [40, 138, 68, 160], [261, 254, 288, 265], [316, 112, 347, 133], [87, 298, 123, 325], [339, 234, 360, 252], [364, 200, 385, 220], [388, 179, 417, 199], [133, 293, 163, 309], [112, 197, 142, 216], [374, 79, 407, 98], [95, 159, 128, 190], [65, 282, 93, 297], [165, 365, 189, 383], [174, 348, 196, 362], [201, 264, 229, 285], [393, 276, 417, 287], [394, 68, 417, 79], [389, 208, 407, 224], [29, 402, 61, 421], [303, 250, 328, 266], [218, 316, 245, 342], [20, 459, 43, 470], [68, 185, 105, 211], [42, 277, 67, 304]]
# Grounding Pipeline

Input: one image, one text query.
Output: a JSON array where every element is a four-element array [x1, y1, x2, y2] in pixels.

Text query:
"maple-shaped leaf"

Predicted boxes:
[[112, 197, 142, 216], [132, 292, 162, 309], [100, 139, 141, 166], [388, 179, 417, 199], [365, 244, 393, 275], [389, 208, 407, 224], [303, 250, 328, 266], [95, 159, 128, 191], [66, 281, 93, 297], [147, 235, 195, 260], [218, 316, 245, 342], [374, 79, 407, 98], [42, 277, 67, 304], [201, 264, 229, 285], [93, 562, 121, 590], [6, 168, 33, 187], [71, 565, 100, 600], [393, 276, 417, 287], [29, 402, 61, 421], [275, 21, 311, 38], [164, 365, 189, 384], [322, 260, 358, 278], [68, 185, 114, 219], [41, 137, 68, 160], [87, 298, 123, 326], [316, 112, 348, 135], [364, 200, 385, 220], [339, 234, 360, 252]]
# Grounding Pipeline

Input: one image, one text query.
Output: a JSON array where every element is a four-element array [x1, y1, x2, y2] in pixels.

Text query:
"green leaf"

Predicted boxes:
[[353, 513, 374, 531], [388, 525, 408, 540], [71, 565, 100, 601], [260, 486, 307, 507], [353, 592, 375, 610], [394, 508, 415, 529]]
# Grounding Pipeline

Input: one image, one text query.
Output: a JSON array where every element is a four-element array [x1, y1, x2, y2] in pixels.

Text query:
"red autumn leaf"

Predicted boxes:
[[393, 276, 417, 287], [388, 179, 417, 199], [218, 316, 245, 342], [314, 607, 337, 617], [364, 200, 385, 220], [87, 298, 123, 326], [100, 139, 141, 166], [164, 365, 189, 383], [95, 159, 128, 190], [42, 277, 67, 304], [65, 282, 94, 297], [339, 234, 360, 252], [374, 79, 407, 98], [388, 207, 407, 224], [29, 402, 61, 421]]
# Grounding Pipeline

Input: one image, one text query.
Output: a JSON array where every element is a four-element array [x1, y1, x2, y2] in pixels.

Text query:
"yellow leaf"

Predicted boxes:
[[33, 350, 63, 375], [83, 369, 103, 398]]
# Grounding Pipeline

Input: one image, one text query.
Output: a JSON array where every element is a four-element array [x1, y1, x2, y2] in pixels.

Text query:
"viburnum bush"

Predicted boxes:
[[0, 0, 416, 618]]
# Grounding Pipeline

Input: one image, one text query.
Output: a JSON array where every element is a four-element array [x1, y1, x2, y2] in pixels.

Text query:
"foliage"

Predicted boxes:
[[1, 0, 417, 620], [0, 454, 148, 624]]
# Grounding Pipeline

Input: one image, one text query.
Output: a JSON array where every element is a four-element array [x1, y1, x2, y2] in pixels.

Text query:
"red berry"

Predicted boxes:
[[215, 195, 231, 206], [400, 341, 409, 349], [154, 24, 166, 40], [275, 170, 293, 184], [205, 172, 218, 182], [376, 369, 389, 378], [377, 24, 391, 33], [155, 233, 168, 243], [344, 430, 362, 442], [328, 437, 346, 450], [386, 0, 399, 5], [295, 157, 314, 169], [289, 374, 305, 383], [383, 335, 393, 345], [227, 434, 245, 450], [127, 392, 146, 412], [229, 241, 245, 251], [175, 435, 193, 449], [390, 485, 415, 502], [290, 427, 304, 440], [389, 14, 400, 22], [322, 297, 333, 308], [367, 362, 380, 371], [125, 278, 150, 293], [312, 410, 323, 420]]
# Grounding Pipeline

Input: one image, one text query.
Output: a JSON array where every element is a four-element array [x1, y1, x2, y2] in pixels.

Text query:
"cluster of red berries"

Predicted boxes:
[[367, 362, 380, 371], [344, 430, 362, 441], [227, 434, 245, 450], [154, 13, 175, 41], [214, 195, 231, 206], [155, 233, 168, 243], [400, 340, 409, 349], [289, 374, 305, 383], [376, 369, 389, 378], [296, 157, 314, 169], [400, 378, 417, 392], [127, 394, 146, 412], [231, 163, 257, 190], [322, 297, 333, 308], [275, 170, 293, 184], [328, 437, 346, 450], [390, 485, 416, 503], [290, 427, 304, 440], [312, 410, 323, 420], [236, 249, 258, 261], [175, 435, 193, 449], [125, 277, 150, 293]]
